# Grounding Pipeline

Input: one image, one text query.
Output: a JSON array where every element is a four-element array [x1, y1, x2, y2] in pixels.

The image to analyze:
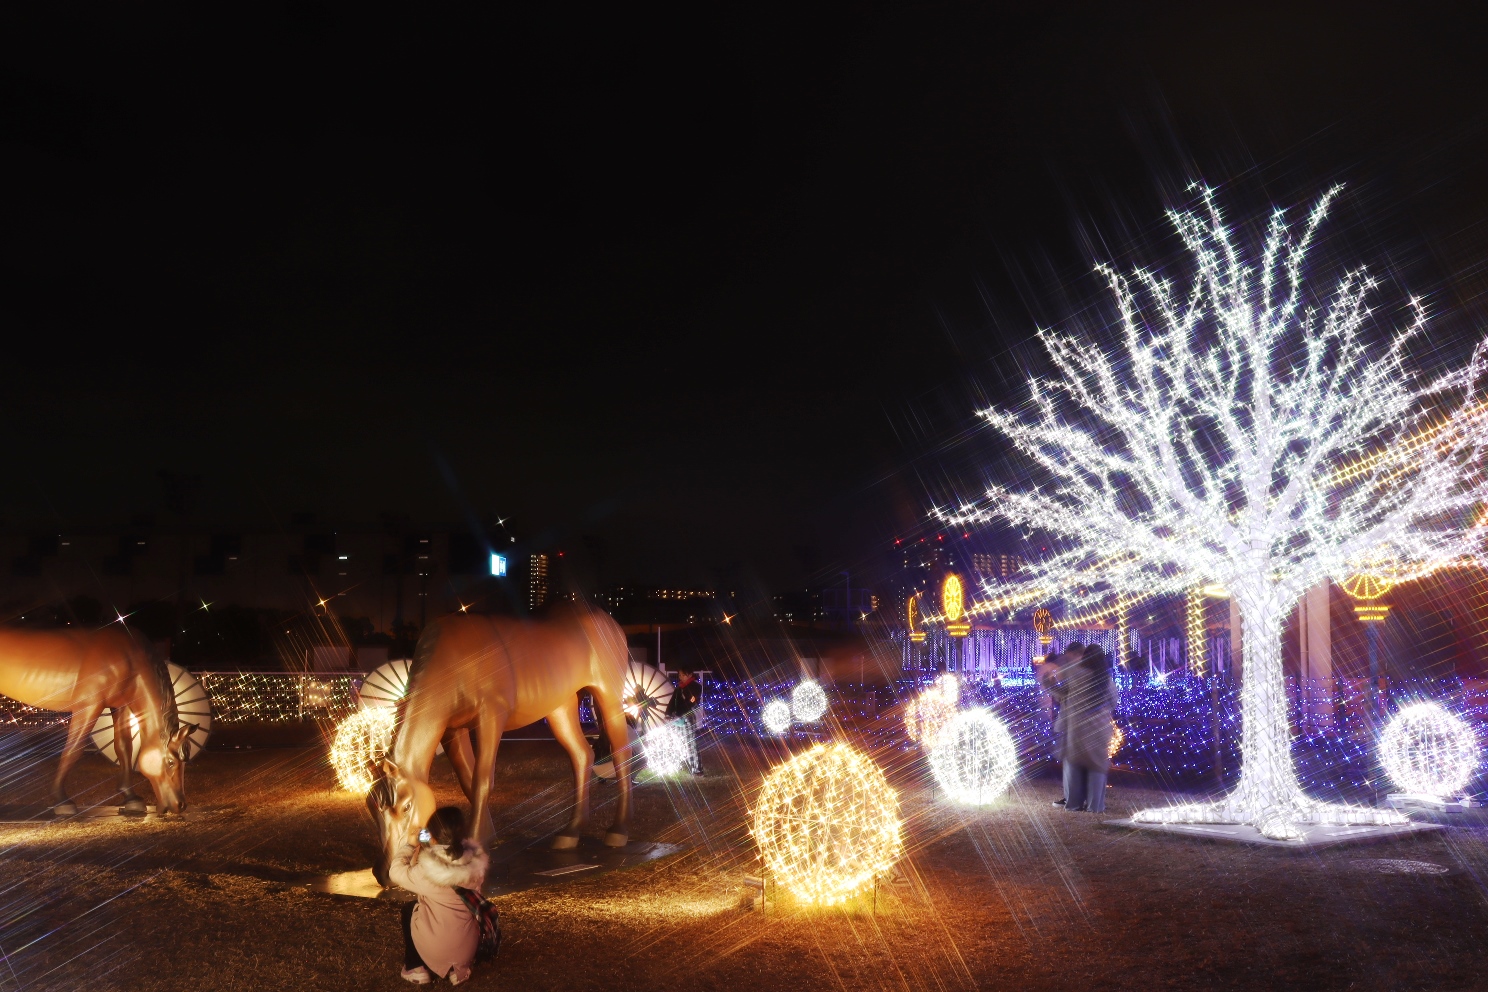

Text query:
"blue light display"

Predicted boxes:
[[490, 553, 507, 577]]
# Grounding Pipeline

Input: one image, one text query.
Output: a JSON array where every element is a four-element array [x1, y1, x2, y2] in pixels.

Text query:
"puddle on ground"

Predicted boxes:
[[303, 838, 685, 900]]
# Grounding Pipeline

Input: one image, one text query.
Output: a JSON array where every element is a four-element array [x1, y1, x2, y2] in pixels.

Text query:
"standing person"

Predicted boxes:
[[389, 806, 490, 985], [665, 668, 706, 775], [1040, 644, 1118, 812], [1037, 642, 1083, 807]]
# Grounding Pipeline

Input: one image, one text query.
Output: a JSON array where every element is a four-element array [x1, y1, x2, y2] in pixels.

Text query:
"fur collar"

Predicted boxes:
[[418, 841, 488, 890]]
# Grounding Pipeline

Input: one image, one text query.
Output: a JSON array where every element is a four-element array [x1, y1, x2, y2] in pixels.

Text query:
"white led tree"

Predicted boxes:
[[944, 187, 1488, 840]]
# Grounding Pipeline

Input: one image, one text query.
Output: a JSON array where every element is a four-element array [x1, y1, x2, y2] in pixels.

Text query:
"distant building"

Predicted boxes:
[[972, 552, 1023, 581], [528, 553, 550, 611], [597, 586, 717, 625]]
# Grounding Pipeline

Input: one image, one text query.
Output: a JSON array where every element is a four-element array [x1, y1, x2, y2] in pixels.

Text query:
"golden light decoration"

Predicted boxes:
[[904, 673, 959, 745], [330, 706, 396, 794], [907, 592, 925, 643], [1342, 546, 1402, 623], [928, 708, 1018, 805], [942, 573, 970, 636], [1108, 721, 1124, 760], [752, 743, 903, 905]]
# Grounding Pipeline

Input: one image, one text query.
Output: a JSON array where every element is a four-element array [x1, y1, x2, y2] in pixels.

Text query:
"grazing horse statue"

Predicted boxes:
[[0, 626, 191, 815], [369, 603, 634, 886]]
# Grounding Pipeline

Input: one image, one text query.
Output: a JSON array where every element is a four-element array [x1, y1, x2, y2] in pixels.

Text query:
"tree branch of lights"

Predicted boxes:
[[940, 186, 1488, 840]]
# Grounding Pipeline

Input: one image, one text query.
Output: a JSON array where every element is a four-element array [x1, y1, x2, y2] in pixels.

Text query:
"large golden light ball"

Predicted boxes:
[[330, 706, 396, 793], [752, 743, 903, 905]]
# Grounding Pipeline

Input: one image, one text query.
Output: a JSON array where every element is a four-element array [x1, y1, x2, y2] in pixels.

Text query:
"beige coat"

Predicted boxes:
[[389, 840, 489, 981], [1040, 661, 1118, 773]]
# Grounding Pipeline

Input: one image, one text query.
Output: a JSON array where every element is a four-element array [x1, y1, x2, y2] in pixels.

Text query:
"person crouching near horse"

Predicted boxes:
[[390, 806, 489, 985]]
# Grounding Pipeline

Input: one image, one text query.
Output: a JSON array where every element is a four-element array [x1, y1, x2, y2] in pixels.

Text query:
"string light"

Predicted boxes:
[[938, 187, 1488, 840], [761, 699, 792, 735], [641, 722, 689, 776], [1108, 722, 1125, 760], [791, 680, 828, 723], [752, 743, 902, 905], [929, 708, 1018, 805], [904, 673, 959, 744], [330, 706, 396, 793], [1379, 702, 1478, 800]]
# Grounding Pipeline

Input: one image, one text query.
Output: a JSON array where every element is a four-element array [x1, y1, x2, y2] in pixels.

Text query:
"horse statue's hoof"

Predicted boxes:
[[52, 801, 78, 817], [122, 798, 147, 813], [603, 832, 628, 848], [550, 833, 580, 850]]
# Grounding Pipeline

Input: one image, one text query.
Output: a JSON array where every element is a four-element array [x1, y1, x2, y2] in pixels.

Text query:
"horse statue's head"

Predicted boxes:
[[138, 723, 194, 814], [366, 757, 436, 887]]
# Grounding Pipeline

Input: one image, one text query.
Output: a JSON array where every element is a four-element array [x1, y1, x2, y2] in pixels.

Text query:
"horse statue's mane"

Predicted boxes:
[[393, 621, 444, 751], [140, 636, 179, 739]]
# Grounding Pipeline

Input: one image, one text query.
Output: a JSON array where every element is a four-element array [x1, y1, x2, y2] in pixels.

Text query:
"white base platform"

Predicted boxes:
[[1102, 817, 1443, 848], [1385, 793, 1479, 813]]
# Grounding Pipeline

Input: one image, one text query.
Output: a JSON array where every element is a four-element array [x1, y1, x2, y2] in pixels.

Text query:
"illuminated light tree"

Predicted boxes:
[[942, 187, 1488, 840]]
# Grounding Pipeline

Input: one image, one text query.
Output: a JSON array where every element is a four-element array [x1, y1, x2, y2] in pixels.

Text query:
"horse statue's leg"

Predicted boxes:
[[546, 695, 593, 850], [441, 727, 495, 841], [467, 708, 505, 848], [112, 707, 147, 812], [52, 701, 103, 817], [591, 686, 632, 848]]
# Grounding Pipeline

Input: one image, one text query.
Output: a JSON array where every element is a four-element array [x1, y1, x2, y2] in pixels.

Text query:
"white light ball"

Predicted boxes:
[[791, 680, 828, 723], [1380, 702, 1477, 799], [761, 699, 792, 735], [905, 673, 959, 745], [929, 708, 1018, 806], [642, 722, 690, 776]]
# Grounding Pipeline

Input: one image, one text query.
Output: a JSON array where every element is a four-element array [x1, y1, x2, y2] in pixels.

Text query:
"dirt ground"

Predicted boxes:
[[0, 733, 1485, 992]]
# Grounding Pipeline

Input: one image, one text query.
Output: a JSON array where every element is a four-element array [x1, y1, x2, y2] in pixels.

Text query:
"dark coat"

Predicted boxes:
[[1040, 661, 1118, 772]]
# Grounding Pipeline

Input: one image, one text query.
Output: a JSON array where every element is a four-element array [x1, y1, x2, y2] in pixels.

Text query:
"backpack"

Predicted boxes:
[[454, 887, 502, 962]]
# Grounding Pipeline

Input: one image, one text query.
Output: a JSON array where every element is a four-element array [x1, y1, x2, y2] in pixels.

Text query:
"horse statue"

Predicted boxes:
[[0, 626, 191, 815], [368, 603, 634, 886]]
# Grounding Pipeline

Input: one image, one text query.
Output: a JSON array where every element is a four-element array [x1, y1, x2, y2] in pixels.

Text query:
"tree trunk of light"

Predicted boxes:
[[1225, 599, 1305, 814]]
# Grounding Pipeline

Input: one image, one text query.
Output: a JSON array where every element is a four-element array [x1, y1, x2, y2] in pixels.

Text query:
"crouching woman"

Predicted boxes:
[[390, 806, 489, 985]]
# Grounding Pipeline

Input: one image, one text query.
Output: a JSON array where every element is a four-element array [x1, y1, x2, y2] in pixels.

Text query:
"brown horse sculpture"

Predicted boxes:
[[369, 603, 634, 886], [0, 626, 191, 815]]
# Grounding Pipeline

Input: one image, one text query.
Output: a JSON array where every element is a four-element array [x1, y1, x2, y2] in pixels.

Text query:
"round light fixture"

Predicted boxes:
[[330, 706, 397, 793], [791, 680, 828, 723], [928, 708, 1018, 806], [761, 699, 792, 735], [1379, 701, 1477, 800], [752, 743, 903, 905]]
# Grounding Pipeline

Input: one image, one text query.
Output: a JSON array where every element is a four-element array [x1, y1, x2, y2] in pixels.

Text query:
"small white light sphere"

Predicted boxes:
[[1380, 701, 1477, 799], [929, 708, 1018, 806], [791, 680, 828, 723], [761, 699, 792, 734], [642, 722, 690, 776]]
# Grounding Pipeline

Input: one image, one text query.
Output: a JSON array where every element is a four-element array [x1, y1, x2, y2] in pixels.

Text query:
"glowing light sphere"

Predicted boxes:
[[752, 743, 902, 905], [1379, 702, 1478, 799], [330, 706, 397, 794], [904, 673, 959, 745], [761, 699, 792, 735], [791, 680, 828, 723], [928, 708, 1018, 806], [642, 722, 690, 776]]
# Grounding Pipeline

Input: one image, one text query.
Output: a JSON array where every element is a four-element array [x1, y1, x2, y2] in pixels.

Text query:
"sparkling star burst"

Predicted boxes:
[[752, 743, 903, 905], [941, 187, 1488, 840]]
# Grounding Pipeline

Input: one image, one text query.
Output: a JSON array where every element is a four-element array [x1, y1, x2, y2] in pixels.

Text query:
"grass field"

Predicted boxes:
[[0, 730, 1485, 991]]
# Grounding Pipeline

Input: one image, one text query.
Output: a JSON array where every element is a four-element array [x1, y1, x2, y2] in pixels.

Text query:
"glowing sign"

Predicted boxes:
[[907, 593, 926, 642], [490, 553, 508, 577]]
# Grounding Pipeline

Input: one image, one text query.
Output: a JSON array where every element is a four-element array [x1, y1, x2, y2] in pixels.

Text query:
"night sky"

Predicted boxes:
[[3, 5, 1488, 593]]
